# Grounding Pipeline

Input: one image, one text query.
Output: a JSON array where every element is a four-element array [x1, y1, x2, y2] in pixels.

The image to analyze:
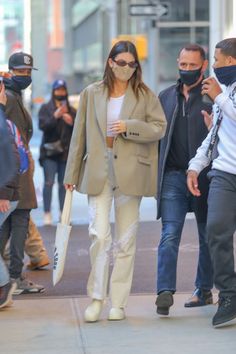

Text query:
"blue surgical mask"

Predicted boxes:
[[11, 75, 32, 90], [214, 65, 236, 86]]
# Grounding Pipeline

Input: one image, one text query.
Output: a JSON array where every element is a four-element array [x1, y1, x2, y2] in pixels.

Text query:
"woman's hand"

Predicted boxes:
[[54, 105, 68, 119], [110, 120, 127, 134], [64, 184, 75, 191], [62, 113, 73, 126]]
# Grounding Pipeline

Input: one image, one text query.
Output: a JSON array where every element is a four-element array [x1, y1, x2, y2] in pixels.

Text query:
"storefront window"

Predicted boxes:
[[196, 27, 210, 76], [159, 27, 190, 86], [159, 0, 190, 22], [158, 25, 209, 90], [0, 0, 24, 67], [196, 0, 210, 21]]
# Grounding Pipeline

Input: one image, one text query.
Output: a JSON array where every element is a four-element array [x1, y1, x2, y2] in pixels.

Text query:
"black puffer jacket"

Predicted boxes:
[[157, 80, 213, 222], [38, 98, 76, 165], [0, 105, 20, 201]]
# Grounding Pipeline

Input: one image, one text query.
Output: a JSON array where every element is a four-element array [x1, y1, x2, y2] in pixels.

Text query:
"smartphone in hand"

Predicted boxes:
[[60, 100, 69, 114], [202, 94, 214, 104]]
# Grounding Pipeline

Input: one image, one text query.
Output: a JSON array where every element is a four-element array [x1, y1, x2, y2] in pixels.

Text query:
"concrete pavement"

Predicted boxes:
[[1, 293, 236, 354]]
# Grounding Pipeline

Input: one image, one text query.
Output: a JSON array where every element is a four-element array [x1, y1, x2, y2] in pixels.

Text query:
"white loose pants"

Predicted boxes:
[[87, 149, 141, 308]]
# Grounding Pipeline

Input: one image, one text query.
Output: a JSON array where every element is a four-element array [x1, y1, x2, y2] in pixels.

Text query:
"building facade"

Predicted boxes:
[[67, 0, 236, 94], [1, 0, 235, 100]]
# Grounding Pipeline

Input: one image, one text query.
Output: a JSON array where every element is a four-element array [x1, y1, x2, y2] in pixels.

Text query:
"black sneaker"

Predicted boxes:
[[155, 291, 174, 315], [0, 281, 17, 308], [184, 288, 213, 307], [212, 295, 236, 327]]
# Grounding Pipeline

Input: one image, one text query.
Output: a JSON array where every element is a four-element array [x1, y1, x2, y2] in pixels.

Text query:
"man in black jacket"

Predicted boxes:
[[155, 44, 214, 316]]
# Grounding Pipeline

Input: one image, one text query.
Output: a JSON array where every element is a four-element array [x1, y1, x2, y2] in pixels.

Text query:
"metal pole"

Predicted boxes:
[[148, 19, 159, 93]]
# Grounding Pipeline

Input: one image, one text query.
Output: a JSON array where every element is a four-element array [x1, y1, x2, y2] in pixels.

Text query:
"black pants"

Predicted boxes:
[[207, 169, 236, 297], [0, 208, 30, 279]]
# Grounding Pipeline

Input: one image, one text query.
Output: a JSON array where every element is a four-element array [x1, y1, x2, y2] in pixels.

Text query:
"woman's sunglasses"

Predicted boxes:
[[113, 59, 138, 69]]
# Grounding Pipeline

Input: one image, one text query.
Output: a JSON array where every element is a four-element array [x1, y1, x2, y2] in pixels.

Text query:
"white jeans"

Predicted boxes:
[[87, 149, 141, 308]]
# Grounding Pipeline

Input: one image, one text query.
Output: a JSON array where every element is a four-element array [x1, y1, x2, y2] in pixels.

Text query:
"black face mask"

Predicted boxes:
[[54, 94, 67, 101], [214, 65, 236, 86], [179, 67, 202, 86], [11, 75, 32, 90]]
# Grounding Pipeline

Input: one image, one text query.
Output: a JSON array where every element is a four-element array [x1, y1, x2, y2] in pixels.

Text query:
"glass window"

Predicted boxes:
[[195, 27, 209, 51], [196, 0, 210, 21], [159, 0, 190, 22], [158, 27, 190, 90], [196, 27, 210, 76], [0, 0, 24, 67]]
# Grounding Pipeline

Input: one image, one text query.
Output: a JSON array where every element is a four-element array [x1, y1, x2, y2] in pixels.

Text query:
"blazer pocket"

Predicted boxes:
[[138, 156, 151, 165]]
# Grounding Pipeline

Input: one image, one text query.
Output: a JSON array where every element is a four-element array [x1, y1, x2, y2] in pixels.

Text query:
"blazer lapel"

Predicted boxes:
[[119, 83, 137, 120], [94, 84, 108, 140]]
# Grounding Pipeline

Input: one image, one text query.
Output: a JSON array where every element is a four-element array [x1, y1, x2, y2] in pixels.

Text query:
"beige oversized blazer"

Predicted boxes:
[[64, 81, 166, 197]]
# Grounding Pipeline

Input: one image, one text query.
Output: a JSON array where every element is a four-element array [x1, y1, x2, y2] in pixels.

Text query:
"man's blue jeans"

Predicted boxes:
[[157, 170, 213, 294], [42, 158, 66, 212]]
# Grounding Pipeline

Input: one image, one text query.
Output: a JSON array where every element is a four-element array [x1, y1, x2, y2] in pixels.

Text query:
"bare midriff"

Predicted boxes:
[[106, 136, 114, 148]]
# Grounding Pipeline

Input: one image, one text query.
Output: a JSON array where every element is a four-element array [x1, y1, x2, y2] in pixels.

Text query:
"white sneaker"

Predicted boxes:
[[44, 212, 52, 226], [84, 300, 103, 322], [108, 307, 125, 321]]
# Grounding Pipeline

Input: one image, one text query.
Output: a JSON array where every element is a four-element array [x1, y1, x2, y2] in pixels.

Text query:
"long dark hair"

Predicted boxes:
[[103, 40, 148, 98]]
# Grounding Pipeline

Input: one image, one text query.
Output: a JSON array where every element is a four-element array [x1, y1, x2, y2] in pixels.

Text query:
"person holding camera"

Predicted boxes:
[[39, 80, 76, 225]]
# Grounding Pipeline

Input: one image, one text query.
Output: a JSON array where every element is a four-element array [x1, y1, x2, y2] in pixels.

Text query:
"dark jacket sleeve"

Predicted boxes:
[[0, 111, 20, 201], [38, 102, 58, 132]]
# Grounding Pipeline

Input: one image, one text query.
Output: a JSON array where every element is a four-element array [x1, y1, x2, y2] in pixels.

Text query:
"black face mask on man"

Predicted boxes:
[[214, 65, 236, 86], [179, 67, 202, 86], [11, 75, 32, 90]]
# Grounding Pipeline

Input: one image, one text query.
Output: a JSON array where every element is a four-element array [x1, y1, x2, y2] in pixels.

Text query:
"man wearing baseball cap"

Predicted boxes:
[[0, 52, 46, 294], [8, 52, 38, 71], [6, 52, 36, 91]]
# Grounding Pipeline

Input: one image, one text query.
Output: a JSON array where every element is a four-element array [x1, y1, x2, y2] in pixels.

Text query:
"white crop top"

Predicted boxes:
[[107, 95, 125, 137]]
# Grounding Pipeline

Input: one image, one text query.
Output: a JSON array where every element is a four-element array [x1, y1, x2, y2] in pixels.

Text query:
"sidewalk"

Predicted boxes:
[[1, 293, 236, 354]]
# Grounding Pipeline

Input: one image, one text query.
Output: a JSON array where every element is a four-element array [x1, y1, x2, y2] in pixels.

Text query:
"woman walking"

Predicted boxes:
[[64, 41, 166, 322]]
